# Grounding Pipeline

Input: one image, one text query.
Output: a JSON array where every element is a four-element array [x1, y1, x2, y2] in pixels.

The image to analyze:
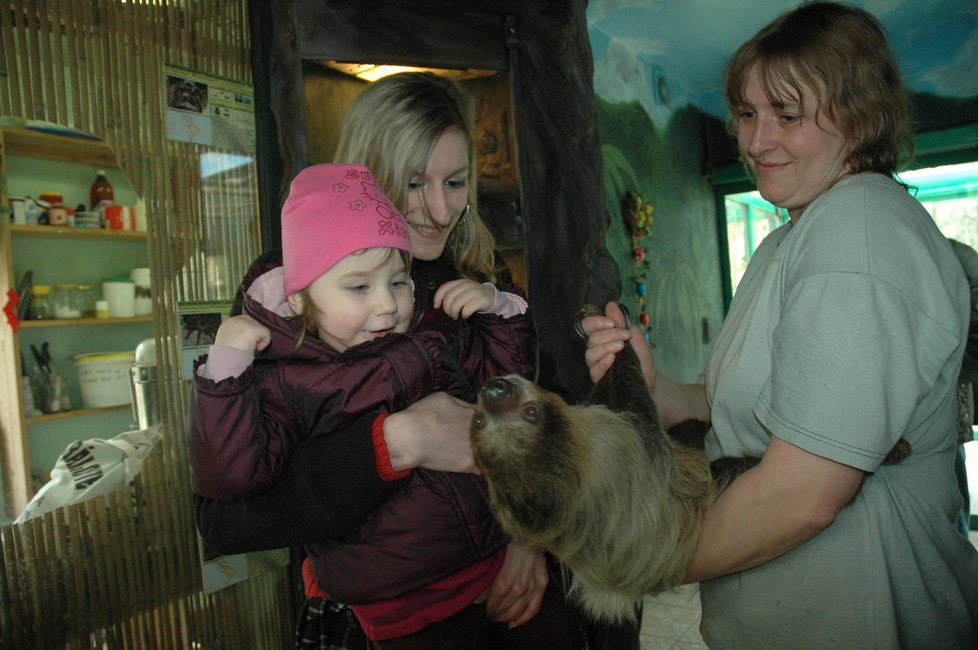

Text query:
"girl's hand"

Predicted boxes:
[[434, 279, 495, 319], [214, 315, 272, 354], [484, 542, 547, 628]]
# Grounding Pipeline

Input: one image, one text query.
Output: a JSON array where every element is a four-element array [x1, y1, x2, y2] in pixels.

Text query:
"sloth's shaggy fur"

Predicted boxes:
[[470, 334, 738, 623], [470, 308, 910, 623]]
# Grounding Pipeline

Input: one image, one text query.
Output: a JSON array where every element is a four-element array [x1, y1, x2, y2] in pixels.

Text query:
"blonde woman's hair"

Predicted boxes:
[[723, 1, 913, 177], [333, 73, 498, 282]]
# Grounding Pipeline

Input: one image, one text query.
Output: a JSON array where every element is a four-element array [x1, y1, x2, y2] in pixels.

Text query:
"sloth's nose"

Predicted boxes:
[[480, 377, 520, 413], [482, 377, 514, 401]]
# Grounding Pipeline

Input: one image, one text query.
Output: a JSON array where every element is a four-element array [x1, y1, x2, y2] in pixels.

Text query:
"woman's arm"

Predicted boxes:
[[195, 392, 479, 554], [195, 412, 408, 553], [581, 303, 864, 581], [685, 436, 863, 581]]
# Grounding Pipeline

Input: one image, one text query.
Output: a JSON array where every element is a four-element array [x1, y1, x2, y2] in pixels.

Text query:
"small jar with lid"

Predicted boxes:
[[30, 285, 52, 319], [76, 284, 96, 317], [51, 284, 82, 319]]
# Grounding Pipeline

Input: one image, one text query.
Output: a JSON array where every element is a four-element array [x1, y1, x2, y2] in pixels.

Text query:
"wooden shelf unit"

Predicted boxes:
[[0, 126, 152, 517]]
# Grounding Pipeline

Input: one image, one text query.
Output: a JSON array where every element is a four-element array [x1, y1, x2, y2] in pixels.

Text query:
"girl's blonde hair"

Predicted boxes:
[[290, 247, 411, 350], [333, 73, 498, 282], [722, 1, 913, 177]]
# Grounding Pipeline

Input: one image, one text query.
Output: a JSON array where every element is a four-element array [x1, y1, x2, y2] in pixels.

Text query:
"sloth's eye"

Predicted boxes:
[[522, 403, 541, 422], [471, 413, 484, 431]]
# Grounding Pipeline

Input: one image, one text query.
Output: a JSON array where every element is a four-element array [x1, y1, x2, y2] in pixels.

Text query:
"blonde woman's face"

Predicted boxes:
[[403, 127, 470, 261]]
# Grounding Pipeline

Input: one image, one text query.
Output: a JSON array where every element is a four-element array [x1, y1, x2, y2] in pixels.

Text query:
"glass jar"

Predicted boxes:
[[76, 284, 96, 317], [30, 285, 52, 319], [51, 284, 82, 319]]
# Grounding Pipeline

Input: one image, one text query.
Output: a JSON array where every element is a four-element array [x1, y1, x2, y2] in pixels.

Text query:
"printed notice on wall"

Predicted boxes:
[[163, 65, 255, 152], [177, 302, 231, 380]]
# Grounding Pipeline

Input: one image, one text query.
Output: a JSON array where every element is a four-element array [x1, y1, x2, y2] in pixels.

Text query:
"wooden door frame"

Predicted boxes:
[[248, 0, 620, 399]]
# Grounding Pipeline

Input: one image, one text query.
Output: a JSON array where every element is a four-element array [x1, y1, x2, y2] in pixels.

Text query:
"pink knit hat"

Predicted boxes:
[[281, 163, 410, 295]]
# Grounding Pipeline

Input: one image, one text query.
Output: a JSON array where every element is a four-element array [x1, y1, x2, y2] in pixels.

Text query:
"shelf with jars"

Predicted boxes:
[[18, 315, 154, 328], [9, 223, 147, 240], [24, 403, 132, 425], [0, 125, 155, 519]]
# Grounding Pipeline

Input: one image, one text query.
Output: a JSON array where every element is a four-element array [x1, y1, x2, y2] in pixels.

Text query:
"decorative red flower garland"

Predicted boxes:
[[621, 191, 654, 342]]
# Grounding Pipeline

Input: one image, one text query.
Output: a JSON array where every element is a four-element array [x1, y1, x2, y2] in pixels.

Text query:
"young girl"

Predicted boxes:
[[187, 163, 540, 645]]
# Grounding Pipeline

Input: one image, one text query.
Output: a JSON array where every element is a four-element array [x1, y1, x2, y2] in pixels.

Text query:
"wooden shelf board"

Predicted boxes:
[[1, 126, 117, 167], [19, 316, 154, 328], [25, 402, 131, 425], [8, 224, 146, 240]]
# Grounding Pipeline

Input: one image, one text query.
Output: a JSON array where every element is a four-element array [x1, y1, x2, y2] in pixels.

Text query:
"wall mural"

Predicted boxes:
[[598, 101, 725, 382], [588, 0, 978, 131]]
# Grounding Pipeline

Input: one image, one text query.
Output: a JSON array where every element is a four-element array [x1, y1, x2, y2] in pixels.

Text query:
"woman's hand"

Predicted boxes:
[[214, 315, 271, 354], [583, 302, 707, 427], [582, 302, 655, 390], [483, 542, 547, 628], [434, 278, 495, 319], [383, 392, 479, 473]]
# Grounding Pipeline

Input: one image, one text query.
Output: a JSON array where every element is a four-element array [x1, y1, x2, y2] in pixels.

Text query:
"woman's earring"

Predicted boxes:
[[457, 204, 470, 225]]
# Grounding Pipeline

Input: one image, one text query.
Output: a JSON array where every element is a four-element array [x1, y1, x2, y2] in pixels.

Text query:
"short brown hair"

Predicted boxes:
[[723, 1, 914, 175]]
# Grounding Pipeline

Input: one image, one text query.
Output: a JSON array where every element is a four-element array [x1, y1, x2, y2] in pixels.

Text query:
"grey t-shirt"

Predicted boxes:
[[699, 173, 978, 649]]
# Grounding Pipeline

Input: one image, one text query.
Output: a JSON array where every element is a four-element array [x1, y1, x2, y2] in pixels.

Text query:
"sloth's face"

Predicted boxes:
[[471, 375, 577, 477], [471, 375, 582, 533], [472, 376, 546, 429]]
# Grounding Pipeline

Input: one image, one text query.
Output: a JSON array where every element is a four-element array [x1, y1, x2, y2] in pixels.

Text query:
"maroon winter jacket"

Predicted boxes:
[[187, 252, 536, 602]]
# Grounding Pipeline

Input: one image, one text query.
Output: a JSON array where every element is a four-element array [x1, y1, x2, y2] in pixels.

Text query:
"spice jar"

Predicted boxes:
[[51, 284, 82, 319], [30, 285, 52, 319], [76, 284, 96, 317]]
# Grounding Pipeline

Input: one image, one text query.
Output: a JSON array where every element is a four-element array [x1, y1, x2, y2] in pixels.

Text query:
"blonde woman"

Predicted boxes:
[[195, 73, 584, 649]]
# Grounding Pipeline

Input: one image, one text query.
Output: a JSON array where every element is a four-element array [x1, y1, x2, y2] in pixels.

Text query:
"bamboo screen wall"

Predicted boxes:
[[1, 1, 291, 647]]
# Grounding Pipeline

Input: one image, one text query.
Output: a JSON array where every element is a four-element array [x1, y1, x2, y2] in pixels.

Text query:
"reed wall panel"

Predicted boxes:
[[0, 1, 288, 646]]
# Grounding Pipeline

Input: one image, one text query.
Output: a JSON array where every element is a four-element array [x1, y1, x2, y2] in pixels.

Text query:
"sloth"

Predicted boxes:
[[469, 305, 911, 623]]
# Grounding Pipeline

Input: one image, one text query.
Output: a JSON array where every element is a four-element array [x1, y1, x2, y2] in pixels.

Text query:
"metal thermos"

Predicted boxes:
[[129, 338, 161, 429]]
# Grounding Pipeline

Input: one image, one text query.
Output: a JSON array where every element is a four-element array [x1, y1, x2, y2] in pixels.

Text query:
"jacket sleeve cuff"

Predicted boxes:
[[198, 344, 255, 381], [482, 283, 528, 318], [372, 413, 412, 482]]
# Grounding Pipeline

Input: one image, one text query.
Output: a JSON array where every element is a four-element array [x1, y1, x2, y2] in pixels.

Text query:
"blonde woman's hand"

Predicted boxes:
[[214, 315, 271, 355], [383, 392, 479, 473], [434, 278, 495, 319], [484, 542, 547, 628]]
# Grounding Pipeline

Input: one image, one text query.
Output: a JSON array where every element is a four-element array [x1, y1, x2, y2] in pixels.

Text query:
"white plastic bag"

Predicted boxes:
[[16, 425, 162, 523]]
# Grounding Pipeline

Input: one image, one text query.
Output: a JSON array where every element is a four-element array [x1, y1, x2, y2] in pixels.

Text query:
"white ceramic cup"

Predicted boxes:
[[101, 278, 135, 317]]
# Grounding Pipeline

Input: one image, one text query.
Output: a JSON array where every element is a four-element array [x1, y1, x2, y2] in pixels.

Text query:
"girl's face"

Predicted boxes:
[[288, 248, 413, 352], [403, 127, 470, 261], [736, 65, 850, 223]]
